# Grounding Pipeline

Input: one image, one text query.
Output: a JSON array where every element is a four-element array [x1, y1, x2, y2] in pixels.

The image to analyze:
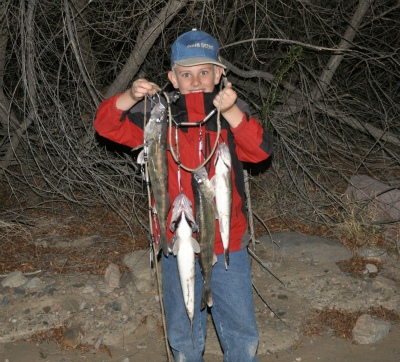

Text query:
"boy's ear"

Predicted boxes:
[[168, 71, 179, 89], [214, 66, 224, 85]]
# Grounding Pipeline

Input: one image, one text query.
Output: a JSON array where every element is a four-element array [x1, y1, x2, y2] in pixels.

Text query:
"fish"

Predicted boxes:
[[211, 143, 232, 270], [169, 193, 200, 338], [137, 103, 171, 256], [192, 167, 217, 310]]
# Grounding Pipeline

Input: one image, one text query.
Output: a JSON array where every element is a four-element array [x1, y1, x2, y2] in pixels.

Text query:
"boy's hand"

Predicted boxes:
[[213, 83, 243, 128], [213, 82, 237, 113], [130, 79, 159, 101], [116, 78, 159, 110]]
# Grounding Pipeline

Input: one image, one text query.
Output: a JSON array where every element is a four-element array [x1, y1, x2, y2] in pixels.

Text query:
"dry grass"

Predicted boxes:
[[330, 203, 386, 250], [302, 306, 399, 343], [0, 220, 31, 242]]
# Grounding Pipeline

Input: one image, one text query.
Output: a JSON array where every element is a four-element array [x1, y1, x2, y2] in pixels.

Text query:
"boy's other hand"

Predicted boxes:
[[214, 83, 244, 128], [213, 83, 237, 114], [130, 79, 159, 101]]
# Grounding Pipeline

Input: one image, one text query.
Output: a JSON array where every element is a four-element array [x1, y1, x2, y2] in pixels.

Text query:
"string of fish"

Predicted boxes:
[[140, 92, 173, 362]]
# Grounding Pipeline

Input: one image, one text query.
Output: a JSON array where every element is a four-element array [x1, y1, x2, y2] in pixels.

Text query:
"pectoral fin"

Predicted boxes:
[[190, 237, 201, 254], [213, 252, 218, 265], [137, 149, 145, 164], [210, 175, 217, 197], [169, 234, 179, 256]]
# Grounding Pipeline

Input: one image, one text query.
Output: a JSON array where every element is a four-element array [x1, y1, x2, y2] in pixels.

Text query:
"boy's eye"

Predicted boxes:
[[182, 73, 190, 78], [200, 71, 208, 75]]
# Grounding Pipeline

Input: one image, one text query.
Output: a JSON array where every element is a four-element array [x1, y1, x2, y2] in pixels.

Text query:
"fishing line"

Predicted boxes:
[[165, 86, 230, 172]]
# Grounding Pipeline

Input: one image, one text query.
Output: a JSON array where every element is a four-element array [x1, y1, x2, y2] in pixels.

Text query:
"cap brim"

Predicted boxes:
[[174, 57, 227, 69]]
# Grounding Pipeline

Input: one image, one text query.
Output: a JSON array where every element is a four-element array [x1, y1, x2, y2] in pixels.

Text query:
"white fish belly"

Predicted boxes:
[[215, 181, 231, 250], [176, 219, 196, 322]]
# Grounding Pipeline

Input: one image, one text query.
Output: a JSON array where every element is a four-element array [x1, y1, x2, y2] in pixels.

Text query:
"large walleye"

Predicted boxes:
[[169, 193, 200, 337], [211, 143, 232, 270], [192, 167, 217, 310], [137, 103, 171, 256]]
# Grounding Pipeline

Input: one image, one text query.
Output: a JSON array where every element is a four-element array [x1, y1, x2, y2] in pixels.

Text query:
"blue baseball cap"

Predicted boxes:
[[171, 29, 226, 68]]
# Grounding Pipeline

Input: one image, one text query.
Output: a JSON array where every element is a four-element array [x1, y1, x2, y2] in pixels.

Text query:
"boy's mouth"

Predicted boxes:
[[190, 89, 204, 93]]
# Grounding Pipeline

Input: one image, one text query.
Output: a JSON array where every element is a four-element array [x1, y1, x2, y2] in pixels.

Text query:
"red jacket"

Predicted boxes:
[[94, 91, 273, 254]]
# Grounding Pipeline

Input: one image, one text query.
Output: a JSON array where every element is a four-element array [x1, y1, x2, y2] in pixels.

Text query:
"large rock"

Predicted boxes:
[[352, 314, 391, 344], [123, 251, 154, 280], [343, 175, 400, 220], [257, 232, 352, 262], [1, 271, 28, 288], [343, 174, 400, 239], [104, 263, 120, 288]]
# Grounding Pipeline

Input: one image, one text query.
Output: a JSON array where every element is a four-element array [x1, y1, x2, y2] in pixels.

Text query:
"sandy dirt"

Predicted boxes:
[[1, 232, 399, 362]]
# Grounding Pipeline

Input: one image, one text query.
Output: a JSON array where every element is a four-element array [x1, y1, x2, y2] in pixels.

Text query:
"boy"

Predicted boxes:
[[94, 29, 273, 361]]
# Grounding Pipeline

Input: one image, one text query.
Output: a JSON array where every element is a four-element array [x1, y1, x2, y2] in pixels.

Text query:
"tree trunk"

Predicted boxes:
[[311, 0, 374, 100], [104, 0, 187, 98]]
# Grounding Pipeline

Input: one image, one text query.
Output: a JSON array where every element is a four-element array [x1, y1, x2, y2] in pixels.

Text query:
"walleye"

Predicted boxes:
[[137, 103, 171, 256], [169, 193, 200, 337], [192, 167, 217, 310], [211, 143, 232, 270]]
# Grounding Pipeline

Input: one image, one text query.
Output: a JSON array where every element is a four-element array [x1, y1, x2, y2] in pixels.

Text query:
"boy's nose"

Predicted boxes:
[[191, 76, 200, 86]]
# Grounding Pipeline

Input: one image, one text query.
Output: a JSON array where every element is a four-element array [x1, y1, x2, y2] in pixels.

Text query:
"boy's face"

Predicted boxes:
[[168, 64, 223, 95]]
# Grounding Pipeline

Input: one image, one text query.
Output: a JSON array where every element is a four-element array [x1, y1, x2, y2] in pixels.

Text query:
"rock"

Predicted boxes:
[[257, 233, 353, 262], [146, 315, 158, 330], [72, 282, 85, 288], [137, 341, 147, 349], [123, 251, 152, 280], [135, 279, 151, 293], [365, 264, 378, 274], [342, 175, 400, 239], [53, 235, 99, 249], [1, 296, 8, 306], [112, 300, 122, 312], [82, 286, 95, 294], [43, 306, 51, 314], [120, 271, 134, 288], [1, 271, 28, 288], [123, 252, 142, 269], [104, 263, 120, 288], [343, 175, 400, 221], [358, 247, 388, 262], [14, 287, 26, 295], [61, 299, 80, 313], [24, 277, 44, 289], [62, 326, 83, 347], [45, 287, 57, 296], [352, 314, 391, 344]]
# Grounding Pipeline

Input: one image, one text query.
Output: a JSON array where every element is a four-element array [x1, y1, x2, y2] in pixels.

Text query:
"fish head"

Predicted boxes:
[[192, 167, 209, 185], [169, 193, 197, 232], [192, 167, 214, 201]]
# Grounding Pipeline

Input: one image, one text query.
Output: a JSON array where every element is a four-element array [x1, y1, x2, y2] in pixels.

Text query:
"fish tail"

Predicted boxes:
[[200, 282, 213, 310], [224, 248, 230, 270], [159, 232, 169, 256]]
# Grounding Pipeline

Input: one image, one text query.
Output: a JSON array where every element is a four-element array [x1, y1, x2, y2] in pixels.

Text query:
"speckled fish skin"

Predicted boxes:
[[192, 167, 216, 310], [169, 193, 199, 334], [141, 103, 171, 256], [213, 143, 232, 270]]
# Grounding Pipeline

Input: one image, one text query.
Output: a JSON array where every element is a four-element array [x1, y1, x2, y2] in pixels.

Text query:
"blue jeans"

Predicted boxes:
[[162, 248, 259, 362]]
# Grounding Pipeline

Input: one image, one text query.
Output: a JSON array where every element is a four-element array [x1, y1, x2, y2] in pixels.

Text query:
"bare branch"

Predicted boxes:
[[104, 0, 188, 98]]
